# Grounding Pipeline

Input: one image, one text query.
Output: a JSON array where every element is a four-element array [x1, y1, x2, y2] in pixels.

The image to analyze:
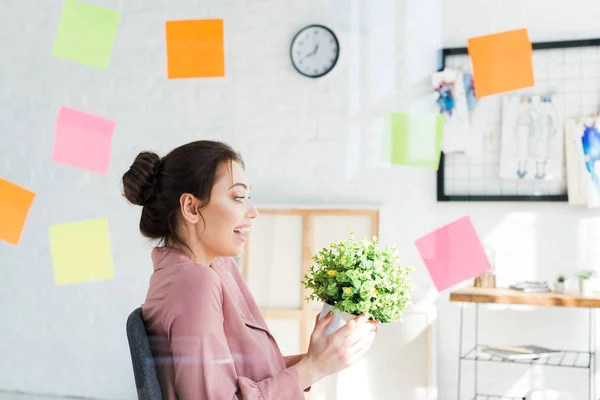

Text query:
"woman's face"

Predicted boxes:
[[192, 161, 258, 260]]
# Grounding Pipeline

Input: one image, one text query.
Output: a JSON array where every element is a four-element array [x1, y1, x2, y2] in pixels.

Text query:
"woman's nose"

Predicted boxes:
[[246, 203, 259, 219]]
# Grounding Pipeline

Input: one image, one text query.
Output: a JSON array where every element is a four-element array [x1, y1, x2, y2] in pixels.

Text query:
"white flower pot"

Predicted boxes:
[[554, 282, 565, 294], [319, 303, 357, 337], [580, 279, 593, 297]]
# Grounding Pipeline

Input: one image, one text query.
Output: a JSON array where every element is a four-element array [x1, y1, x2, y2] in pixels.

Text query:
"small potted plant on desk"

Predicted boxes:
[[554, 275, 566, 294], [578, 270, 596, 297], [301, 231, 414, 336]]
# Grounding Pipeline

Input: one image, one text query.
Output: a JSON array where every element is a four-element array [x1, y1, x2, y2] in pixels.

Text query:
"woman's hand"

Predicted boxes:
[[295, 312, 378, 388]]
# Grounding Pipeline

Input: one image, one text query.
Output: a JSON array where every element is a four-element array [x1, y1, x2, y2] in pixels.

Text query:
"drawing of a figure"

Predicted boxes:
[[435, 81, 455, 116], [501, 95, 564, 182], [582, 124, 600, 193], [530, 96, 559, 179], [513, 98, 535, 178]]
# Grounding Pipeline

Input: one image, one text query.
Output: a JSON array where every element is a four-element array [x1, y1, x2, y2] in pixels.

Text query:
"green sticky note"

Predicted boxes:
[[52, 0, 121, 69], [49, 219, 115, 285], [384, 112, 445, 170]]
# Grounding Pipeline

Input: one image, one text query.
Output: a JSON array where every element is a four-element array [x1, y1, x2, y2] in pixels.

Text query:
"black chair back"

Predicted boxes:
[[126, 307, 163, 400]]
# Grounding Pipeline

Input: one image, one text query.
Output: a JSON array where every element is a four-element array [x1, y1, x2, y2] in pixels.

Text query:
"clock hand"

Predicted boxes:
[[304, 44, 319, 59]]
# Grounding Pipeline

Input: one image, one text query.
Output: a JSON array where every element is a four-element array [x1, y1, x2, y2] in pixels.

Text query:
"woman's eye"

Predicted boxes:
[[234, 196, 245, 203]]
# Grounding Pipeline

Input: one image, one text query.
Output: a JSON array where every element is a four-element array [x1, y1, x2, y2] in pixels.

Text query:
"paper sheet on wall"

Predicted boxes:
[[432, 69, 481, 156], [52, 106, 116, 174], [565, 119, 587, 205], [499, 95, 564, 181], [51, 0, 121, 69], [0, 178, 36, 246], [565, 118, 600, 208], [415, 216, 492, 292], [49, 219, 115, 285], [166, 19, 225, 79], [467, 28, 534, 98]]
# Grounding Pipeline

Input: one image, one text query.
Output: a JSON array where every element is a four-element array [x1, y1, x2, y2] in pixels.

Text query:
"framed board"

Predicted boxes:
[[437, 38, 600, 201]]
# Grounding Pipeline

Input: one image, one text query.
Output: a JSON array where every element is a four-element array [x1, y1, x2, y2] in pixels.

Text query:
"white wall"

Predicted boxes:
[[1, 0, 599, 399]]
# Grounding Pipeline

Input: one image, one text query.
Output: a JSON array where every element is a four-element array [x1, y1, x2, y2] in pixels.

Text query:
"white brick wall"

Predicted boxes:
[[1, 0, 599, 398]]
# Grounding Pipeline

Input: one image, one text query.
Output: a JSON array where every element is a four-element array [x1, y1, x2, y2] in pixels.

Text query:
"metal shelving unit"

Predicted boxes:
[[462, 345, 593, 369], [452, 288, 598, 400]]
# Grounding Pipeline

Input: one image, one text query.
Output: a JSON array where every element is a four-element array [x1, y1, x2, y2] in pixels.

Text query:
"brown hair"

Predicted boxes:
[[121, 140, 244, 249]]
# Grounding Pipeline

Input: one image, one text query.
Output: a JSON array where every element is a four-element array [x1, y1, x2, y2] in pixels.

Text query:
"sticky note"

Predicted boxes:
[[52, 0, 120, 69], [384, 112, 445, 169], [166, 19, 225, 79], [49, 219, 115, 285], [415, 216, 492, 292], [468, 28, 534, 98], [0, 178, 36, 246], [52, 106, 116, 174]]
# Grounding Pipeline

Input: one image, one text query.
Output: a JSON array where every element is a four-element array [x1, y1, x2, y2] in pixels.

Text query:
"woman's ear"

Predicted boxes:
[[179, 193, 201, 224]]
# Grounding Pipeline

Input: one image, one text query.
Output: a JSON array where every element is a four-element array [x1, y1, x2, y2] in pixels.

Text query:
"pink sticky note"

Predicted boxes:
[[415, 216, 491, 292], [52, 106, 116, 174]]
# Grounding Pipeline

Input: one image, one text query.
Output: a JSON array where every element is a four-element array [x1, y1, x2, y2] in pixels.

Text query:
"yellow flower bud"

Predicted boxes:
[[344, 288, 352, 294], [330, 243, 335, 248], [374, 289, 379, 295], [327, 270, 336, 276], [340, 258, 346, 264]]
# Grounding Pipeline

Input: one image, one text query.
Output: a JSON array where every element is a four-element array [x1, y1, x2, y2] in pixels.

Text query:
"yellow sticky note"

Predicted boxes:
[[49, 219, 114, 285]]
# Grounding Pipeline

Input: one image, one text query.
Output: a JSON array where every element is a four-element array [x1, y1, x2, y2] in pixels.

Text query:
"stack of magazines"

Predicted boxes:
[[481, 345, 563, 360], [509, 281, 550, 293]]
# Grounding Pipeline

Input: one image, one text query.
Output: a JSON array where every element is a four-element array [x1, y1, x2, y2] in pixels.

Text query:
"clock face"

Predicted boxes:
[[290, 25, 339, 78]]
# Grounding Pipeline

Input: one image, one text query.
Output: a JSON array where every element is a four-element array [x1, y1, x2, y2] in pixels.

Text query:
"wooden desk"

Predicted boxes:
[[450, 287, 600, 308], [450, 287, 598, 400]]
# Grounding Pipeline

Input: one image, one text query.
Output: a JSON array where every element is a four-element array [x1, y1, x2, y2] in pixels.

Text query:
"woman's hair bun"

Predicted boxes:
[[122, 151, 162, 206]]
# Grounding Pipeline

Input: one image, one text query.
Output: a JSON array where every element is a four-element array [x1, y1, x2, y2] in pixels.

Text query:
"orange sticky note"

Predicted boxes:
[[0, 178, 36, 245], [467, 28, 534, 98], [166, 19, 225, 79]]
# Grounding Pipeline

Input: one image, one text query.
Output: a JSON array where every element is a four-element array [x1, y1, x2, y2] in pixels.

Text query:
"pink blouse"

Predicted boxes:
[[141, 247, 308, 399]]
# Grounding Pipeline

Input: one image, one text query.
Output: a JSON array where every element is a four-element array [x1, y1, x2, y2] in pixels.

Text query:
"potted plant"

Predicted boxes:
[[555, 275, 566, 294], [301, 231, 414, 336], [578, 270, 596, 297]]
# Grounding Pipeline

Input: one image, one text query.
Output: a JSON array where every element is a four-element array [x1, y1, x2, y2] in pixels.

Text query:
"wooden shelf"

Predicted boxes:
[[450, 287, 600, 308]]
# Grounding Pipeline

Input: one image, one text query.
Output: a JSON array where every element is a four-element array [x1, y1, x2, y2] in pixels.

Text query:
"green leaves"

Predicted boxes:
[[301, 231, 414, 323]]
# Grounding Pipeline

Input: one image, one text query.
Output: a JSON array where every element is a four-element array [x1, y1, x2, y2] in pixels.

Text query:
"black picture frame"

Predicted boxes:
[[289, 24, 340, 79], [437, 38, 600, 202]]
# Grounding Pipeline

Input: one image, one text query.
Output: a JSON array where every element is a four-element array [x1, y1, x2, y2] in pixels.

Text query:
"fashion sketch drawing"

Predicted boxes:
[[500, 95, 563, 180]]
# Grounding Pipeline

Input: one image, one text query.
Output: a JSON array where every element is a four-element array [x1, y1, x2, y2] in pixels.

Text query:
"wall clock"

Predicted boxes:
[[290, 24, 340, 78]]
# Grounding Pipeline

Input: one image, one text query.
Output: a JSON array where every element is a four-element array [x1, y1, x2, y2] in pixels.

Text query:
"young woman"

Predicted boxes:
[[122, 140, 378, 399]]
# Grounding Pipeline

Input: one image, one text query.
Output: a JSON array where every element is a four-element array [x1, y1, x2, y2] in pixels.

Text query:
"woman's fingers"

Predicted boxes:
[[349, 339, 375, 363], [330, 314, 364, 340], [344, 320, 376, 347], [348, 329, 377, 356]]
